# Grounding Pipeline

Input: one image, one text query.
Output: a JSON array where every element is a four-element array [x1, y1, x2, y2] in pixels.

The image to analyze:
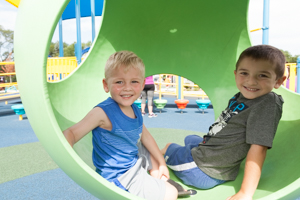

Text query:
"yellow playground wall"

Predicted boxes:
[[283, 63, 297, 92], [0, 60, 298, 99]]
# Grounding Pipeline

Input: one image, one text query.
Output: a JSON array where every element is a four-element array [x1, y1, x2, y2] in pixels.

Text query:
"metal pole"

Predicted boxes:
[[297, 56, 300, 93], [90, 0, 96, 42], [178, 76, 181, 99], [59, 17, 64, 57], [75, 0, 82, 64], [262, 0, 270, 44]]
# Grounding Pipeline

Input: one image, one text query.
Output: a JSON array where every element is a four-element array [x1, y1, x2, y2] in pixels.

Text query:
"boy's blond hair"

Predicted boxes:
[[105, 51, 145, 79], [236, 45, 286, 79]]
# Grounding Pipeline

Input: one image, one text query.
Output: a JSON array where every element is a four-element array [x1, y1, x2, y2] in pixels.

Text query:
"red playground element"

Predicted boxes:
[[174, 99, 189, 113]]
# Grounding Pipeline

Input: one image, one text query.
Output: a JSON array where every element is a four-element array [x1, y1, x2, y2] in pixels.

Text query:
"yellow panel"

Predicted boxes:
[[5, 0, 20, 7]]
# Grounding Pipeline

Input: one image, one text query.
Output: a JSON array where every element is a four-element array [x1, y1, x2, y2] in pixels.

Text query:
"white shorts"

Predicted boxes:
[[116, 142, 166, 200]]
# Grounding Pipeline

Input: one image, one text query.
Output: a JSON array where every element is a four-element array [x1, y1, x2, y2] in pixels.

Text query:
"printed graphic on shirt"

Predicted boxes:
[[203, 96, 248, 143]]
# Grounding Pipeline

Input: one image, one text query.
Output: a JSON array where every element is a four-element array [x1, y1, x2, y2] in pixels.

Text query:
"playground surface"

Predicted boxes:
[[0, 95, 215, 199]]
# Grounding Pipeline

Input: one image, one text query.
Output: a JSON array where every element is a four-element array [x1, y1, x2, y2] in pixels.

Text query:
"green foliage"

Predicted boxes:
[[281, 49, 300, 63], [0, 25, 14, 61], [82, 41, 91, 50], [0, 65, 4, 73], [48, 41, 91, 57], [64, 42, 75, 57]]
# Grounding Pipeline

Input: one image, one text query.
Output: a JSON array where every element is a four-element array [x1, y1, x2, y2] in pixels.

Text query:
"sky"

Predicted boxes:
[[0, 0, 300, 56]]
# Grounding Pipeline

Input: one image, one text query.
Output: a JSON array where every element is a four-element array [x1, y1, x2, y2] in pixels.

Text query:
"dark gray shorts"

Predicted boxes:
[[116, 142, 166, 200]]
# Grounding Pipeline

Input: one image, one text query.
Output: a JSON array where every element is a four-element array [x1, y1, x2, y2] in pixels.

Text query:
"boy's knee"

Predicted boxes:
[[161, 143, 172, 155], [184, 135, 203, 145], [164, 182, 178, 200]]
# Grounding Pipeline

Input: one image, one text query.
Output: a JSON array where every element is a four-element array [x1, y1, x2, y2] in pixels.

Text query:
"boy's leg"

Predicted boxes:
[[161, 143, 172, 155], [117, 157, 173, 200], [122, 142, 177, 200], [161, 135, 203, 155], [171, 164, 226, 189], [163, 135, 226, 189]]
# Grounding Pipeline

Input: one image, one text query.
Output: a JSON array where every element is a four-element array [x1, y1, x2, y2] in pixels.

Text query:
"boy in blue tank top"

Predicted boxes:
[[63, 51, 179, 200]]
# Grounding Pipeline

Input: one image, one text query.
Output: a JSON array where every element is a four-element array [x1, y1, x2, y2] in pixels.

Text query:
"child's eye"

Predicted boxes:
[[240, 72, 248, 76], [132, 81, 139, 83], [259, 74, 268, 78], [116, 81, 123, 84]]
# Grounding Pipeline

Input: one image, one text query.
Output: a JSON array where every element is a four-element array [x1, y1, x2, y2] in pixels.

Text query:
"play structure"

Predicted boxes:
[[12, 0, 300, 199], [153, 99, 168, 113], [0, 71, 20, 103], [283, 63, 298, 92], [174, 99, 189, 113], [196, 99, 211, 114], [11, 104, 25, 120]]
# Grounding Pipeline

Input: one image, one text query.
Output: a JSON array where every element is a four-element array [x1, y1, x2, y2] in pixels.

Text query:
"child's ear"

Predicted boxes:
[[274, 75, 287, 89], [102, 78, 109, 93], [142, 78, 145, 88], [234, 70, 237, 76]]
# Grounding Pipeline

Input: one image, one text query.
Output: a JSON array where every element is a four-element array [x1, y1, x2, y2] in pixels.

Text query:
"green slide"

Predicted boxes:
[[14, 0, 300, 199]]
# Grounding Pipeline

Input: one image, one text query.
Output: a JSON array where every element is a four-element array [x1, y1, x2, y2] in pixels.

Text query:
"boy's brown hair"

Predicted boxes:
[[105, 51, 145, 79], [236, 45, 286, 79]]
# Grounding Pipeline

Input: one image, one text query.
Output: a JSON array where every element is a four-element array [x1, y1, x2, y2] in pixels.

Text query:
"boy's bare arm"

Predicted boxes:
[[226, 144, 267, 200], [63, 107, 107, 147], [141, 124, 169, 178]]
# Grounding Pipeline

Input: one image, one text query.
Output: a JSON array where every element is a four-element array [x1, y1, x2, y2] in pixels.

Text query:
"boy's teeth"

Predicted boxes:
[[246, 87, 258, 91]]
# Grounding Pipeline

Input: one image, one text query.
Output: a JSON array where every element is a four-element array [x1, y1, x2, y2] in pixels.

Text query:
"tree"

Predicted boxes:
[[63, 42, 75, 57], [82, 41, 91, 50], [49, 41, 91, 57], [0, 25, 14, 61], [48, 41, 69, 57], [281, 49, 300, 63]]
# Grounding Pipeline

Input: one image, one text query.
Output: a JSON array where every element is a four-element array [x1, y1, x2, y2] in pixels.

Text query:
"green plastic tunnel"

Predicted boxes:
[[14, 0, 300, 199]]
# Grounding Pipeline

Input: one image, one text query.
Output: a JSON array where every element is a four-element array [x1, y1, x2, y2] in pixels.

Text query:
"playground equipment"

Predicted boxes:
[[0, 71, 17, 89], [11, 104, 25, 120], [133, 99, 142, 109], [0, 71, 20, 104], [174, 76, 190, 113], [195, 92, 211, 114], [153, 99, 168, 113], [283, 63, 297, 92], [196, 99, 211, 114], [174, 99, 189, 114], [14, 0, 300, 199], [47, 57, 78, 82]]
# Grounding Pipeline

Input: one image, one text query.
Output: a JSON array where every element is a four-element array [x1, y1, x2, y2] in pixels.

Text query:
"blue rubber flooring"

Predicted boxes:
[[0, 96, 215, 199], [0, 169, 97, 200]]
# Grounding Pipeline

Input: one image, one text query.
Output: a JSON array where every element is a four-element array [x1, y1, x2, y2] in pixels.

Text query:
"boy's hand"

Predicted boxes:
[[158, 165, 170, 180], [226, 191, 252, 200]]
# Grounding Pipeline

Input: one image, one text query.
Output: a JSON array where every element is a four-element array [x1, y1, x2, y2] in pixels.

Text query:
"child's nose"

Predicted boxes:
[[247, 76, 257, 85], [124, 82, 132, 90]]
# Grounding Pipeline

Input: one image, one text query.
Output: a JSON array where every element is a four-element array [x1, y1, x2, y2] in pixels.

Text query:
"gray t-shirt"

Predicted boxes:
[[191, 92, 284, 181]]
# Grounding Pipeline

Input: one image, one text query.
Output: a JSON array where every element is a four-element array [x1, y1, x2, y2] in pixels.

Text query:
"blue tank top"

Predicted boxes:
[[92, 97, 143, 182]]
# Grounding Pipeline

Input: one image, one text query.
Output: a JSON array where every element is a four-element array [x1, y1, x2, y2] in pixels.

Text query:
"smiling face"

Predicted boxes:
[[103, 65, 145, 109], [234, 57, 286, 99]]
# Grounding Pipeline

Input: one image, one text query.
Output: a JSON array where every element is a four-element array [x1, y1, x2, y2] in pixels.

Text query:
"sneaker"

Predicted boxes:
[[142, 112, 146, 116], [148, 113, 157, 118]]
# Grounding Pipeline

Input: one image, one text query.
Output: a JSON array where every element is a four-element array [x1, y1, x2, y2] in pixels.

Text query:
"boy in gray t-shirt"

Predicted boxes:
[[161, 45, 287, 199]]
